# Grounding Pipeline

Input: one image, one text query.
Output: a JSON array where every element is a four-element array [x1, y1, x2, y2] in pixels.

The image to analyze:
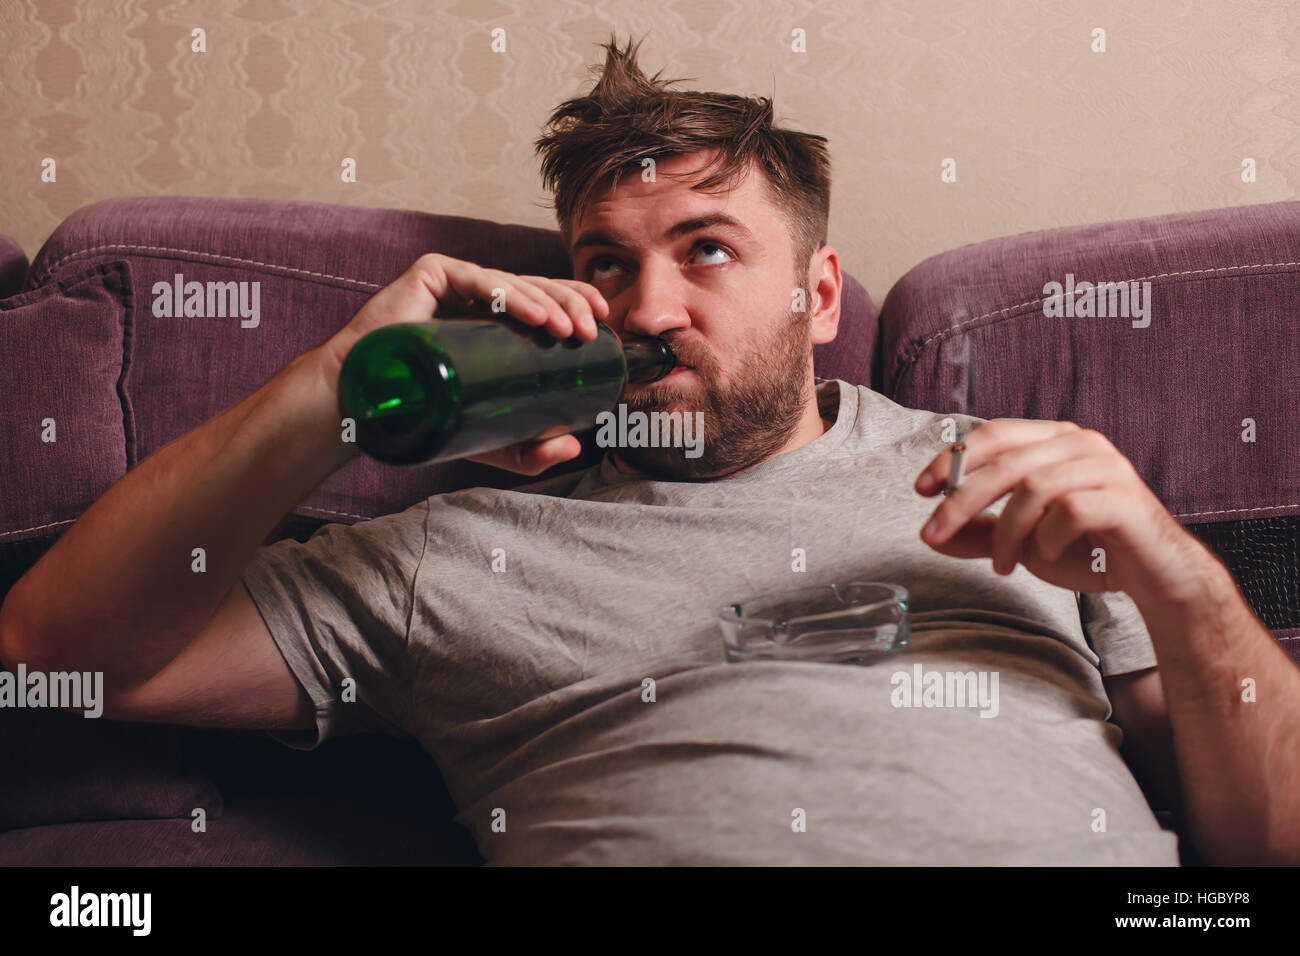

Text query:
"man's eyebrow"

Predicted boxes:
[[571, 213, 756, 255]]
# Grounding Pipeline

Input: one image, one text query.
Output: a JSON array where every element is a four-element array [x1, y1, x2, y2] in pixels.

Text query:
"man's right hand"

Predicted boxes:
[[315, 253, 610, 476]]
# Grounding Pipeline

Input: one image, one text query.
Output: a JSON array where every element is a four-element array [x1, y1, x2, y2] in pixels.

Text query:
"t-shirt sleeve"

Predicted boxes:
[[239, 499, 431, 750], [1077, 589, 1158, 677]]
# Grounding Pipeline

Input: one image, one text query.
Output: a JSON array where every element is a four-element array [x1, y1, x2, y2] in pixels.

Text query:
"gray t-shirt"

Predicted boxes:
[[241, 379, 1179, 865]]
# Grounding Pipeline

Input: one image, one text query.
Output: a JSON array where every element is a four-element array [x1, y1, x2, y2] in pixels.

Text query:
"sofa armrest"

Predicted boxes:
[[877, 200, 1300, 647]]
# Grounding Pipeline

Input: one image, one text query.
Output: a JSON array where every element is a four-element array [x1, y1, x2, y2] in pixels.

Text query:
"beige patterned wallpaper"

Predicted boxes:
[[3, 0, 1297, 303]]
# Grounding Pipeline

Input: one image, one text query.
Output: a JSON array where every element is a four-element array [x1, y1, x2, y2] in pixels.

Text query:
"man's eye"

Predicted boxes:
[[589, 256, 624, 280], [694, 242, 733, 265]]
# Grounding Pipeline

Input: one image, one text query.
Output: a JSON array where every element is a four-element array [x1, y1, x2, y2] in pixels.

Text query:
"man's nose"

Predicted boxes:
[[616, 261, 692, 340]]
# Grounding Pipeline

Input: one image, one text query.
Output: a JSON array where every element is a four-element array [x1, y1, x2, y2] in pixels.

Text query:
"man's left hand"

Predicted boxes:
[[914, 420, 1217, 605]]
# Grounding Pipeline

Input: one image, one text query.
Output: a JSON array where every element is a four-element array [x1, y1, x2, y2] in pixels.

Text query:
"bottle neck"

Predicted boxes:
[[622, 336, 677, 383]]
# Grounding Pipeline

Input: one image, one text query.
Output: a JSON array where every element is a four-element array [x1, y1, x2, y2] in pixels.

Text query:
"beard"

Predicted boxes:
[[614, 300, 813, 481]]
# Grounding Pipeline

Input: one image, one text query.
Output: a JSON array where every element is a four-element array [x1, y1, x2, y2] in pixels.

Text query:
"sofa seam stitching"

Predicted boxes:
[[33, 243, 386, 290], [0, 503, 372, 538], [1178, 504, 1299, 519]]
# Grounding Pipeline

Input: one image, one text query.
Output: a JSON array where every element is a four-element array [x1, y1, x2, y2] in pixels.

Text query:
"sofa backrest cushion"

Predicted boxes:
[[19, 196, 878, 533], [0, 261, 132, 545]]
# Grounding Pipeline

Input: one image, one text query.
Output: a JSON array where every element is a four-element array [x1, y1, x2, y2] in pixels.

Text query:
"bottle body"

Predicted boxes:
[[337, 316, 674, 465]]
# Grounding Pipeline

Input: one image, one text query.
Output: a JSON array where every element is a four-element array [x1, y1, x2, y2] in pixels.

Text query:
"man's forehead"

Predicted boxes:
[[572, 209, 759, 256], [571, 160, 776, 247]]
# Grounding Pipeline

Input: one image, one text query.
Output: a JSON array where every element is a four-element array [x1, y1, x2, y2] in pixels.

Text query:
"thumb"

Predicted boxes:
[[467, 430, 583, 476]]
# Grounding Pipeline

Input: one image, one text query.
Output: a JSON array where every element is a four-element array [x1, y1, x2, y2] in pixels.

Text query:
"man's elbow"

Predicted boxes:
[[0, 588, 27, 670], [0, 581, 51, 673]]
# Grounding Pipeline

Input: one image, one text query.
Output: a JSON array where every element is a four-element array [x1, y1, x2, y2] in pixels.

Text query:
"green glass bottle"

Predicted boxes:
[[337, 315, 677, 465]]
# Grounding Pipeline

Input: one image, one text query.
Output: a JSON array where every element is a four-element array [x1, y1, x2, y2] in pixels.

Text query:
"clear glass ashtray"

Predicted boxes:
[[718, 581, 910, 665]]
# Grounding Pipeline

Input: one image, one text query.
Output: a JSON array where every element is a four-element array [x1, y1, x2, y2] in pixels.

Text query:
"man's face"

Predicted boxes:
[[569, 151, 824, 481]]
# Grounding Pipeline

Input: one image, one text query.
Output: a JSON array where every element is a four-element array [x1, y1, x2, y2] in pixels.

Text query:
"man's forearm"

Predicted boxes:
[[0, 346, 357, 686], [1138, 555, 1300, 864]]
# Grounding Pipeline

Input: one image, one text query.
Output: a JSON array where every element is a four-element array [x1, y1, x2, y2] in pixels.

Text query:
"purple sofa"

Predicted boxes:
[[0, 197, 1295, 865]]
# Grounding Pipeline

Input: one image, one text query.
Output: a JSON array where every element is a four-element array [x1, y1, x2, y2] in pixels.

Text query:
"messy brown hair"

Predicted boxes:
[[534, 34, 831, 276]]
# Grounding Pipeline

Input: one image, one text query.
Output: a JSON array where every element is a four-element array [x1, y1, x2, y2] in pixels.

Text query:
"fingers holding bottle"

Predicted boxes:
[[434, 257, 606, 342], [511, 276, 609, 341], [322, 254, 609, 378]]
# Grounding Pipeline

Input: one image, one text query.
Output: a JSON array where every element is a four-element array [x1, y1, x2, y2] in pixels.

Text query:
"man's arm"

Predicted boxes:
[[0, 343, 354, 726], [1130, 559, 1300, 864], [0, 254, 606, 728]]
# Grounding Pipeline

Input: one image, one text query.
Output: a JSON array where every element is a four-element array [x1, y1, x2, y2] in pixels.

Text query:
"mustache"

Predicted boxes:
[[622, 333, 704, 371], [659, 335, 706, 370]]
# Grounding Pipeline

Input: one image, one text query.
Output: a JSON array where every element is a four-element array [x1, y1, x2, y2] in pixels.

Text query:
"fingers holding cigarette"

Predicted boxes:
[[913, 432, 970, 497], [914, 420, 1080, 498]]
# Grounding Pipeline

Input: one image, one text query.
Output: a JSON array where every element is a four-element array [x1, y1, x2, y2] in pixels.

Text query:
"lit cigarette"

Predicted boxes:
[[946, 441, 967, 492]]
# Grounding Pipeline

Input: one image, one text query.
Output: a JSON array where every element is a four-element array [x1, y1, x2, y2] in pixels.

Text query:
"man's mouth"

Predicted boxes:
[[629, 365, 693, 389]]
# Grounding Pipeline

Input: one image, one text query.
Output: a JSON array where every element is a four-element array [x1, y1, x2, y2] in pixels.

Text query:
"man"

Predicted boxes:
[[2, 36, 1297, 865]]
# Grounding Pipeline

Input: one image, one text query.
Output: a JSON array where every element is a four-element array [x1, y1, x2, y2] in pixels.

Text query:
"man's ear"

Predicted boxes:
[[807, 245, 842, 346]]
